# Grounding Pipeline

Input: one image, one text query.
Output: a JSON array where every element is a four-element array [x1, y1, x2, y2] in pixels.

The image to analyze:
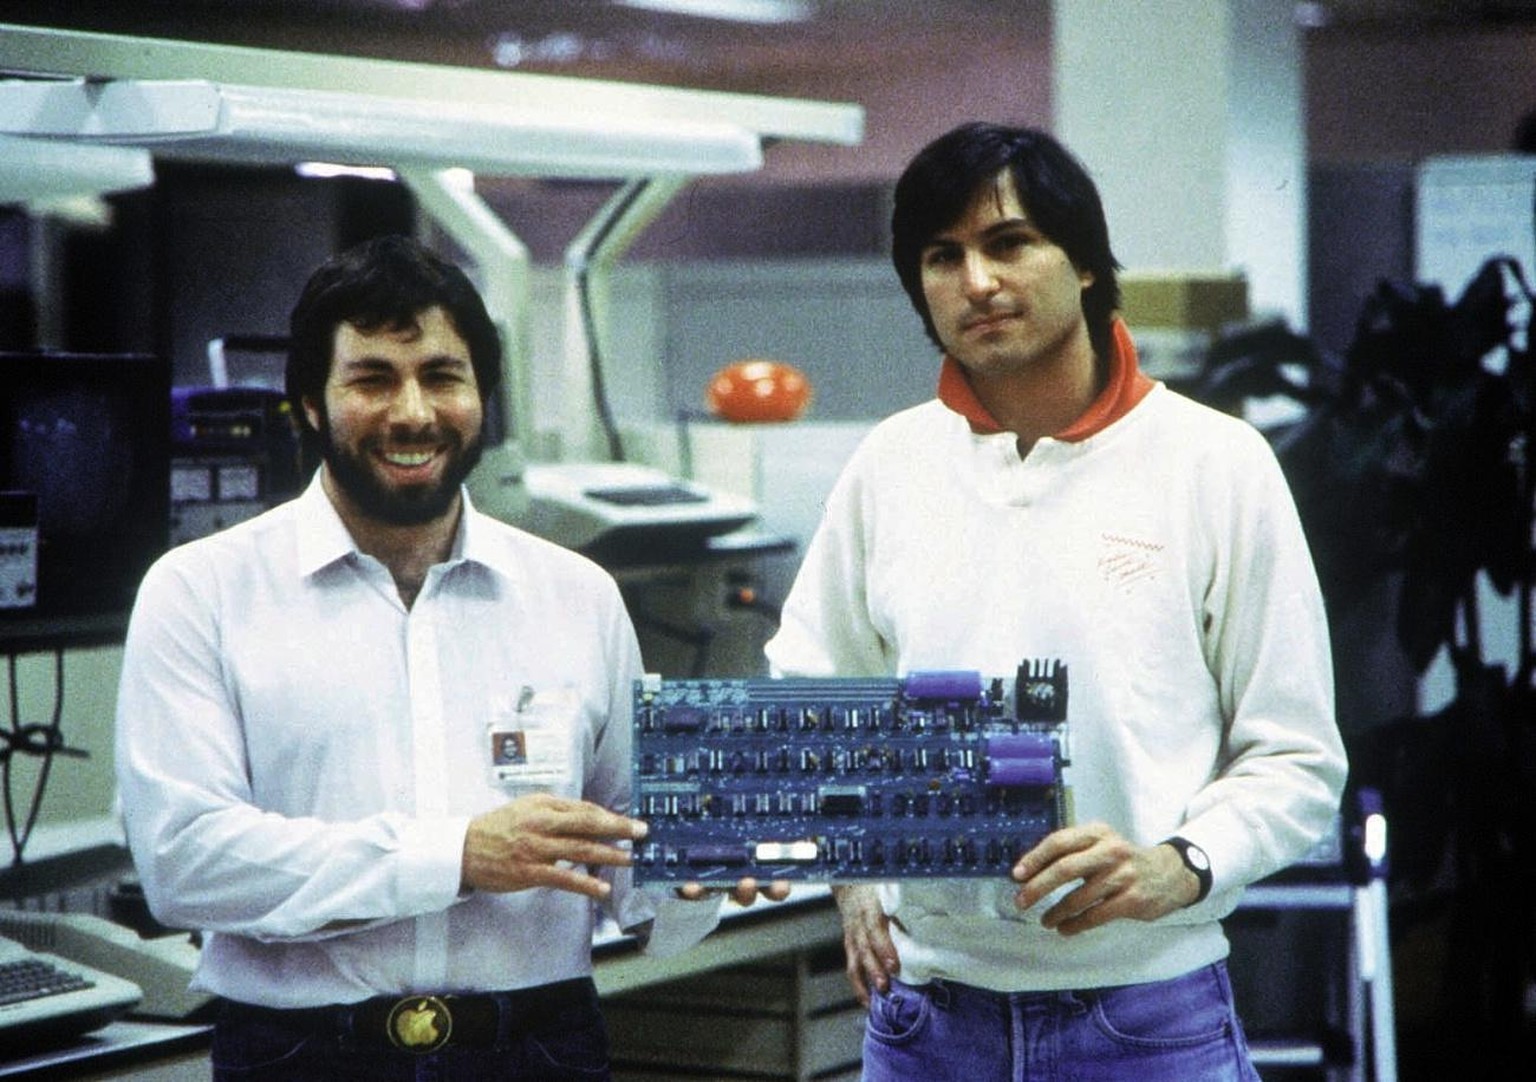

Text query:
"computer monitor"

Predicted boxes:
[[0, 352, 171, 650]]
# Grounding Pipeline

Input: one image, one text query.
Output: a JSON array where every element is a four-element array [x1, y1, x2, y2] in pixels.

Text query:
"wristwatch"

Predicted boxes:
[[1164, 836, 1212, 904]]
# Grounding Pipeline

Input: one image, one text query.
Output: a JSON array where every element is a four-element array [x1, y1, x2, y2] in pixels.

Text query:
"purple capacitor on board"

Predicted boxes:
[[903, 670, 983, 701], [985, 733, 1056, 787]]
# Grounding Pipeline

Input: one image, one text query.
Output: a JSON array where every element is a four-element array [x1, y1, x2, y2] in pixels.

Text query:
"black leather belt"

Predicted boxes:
[[222, 977, 597, 1054]]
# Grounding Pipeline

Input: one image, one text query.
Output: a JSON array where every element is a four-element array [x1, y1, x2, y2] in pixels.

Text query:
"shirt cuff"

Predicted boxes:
[[397, 815, 474, 914]]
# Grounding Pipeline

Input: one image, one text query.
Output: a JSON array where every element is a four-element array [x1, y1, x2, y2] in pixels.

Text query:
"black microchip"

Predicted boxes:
[[684, 844, 750, 865], [818, 787, 865, 816]]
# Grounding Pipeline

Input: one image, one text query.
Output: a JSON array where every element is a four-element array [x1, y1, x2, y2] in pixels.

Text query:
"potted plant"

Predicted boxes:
[[1184, 258, 1534, 1077]]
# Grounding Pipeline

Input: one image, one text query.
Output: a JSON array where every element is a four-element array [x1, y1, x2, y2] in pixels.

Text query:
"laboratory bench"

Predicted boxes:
[[0, 827, 852, 1082]]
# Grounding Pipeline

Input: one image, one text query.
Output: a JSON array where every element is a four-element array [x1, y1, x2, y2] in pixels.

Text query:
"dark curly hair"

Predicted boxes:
[[286, 234, 501, 449]]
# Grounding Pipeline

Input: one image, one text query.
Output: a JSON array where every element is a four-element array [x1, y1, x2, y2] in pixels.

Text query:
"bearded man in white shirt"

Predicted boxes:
[[116, 234, 779, 1081]]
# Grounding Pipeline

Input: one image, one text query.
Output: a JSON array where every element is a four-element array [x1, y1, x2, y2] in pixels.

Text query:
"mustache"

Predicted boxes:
[[961, 307, 1022, 330]]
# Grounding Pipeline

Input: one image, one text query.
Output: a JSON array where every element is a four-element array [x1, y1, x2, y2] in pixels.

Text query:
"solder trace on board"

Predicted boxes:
[[631, 660, 1071, 884]]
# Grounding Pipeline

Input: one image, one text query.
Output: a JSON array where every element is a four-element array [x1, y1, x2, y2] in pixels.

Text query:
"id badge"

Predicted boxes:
[[488, 685, 577, 792]]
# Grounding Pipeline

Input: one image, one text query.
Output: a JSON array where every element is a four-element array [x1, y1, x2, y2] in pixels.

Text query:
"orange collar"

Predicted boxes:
[[937, 318, 1154, 441]]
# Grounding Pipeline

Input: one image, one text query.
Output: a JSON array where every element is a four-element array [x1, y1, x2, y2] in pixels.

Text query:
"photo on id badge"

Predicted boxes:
[[488, 685, 577, 793]]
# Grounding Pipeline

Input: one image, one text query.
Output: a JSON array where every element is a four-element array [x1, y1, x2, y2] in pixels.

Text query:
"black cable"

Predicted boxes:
[[5, 653, 22, 863], [2, 650, 85, 866], [576, 262, 626, 462], [620, 587, 716, 679], [576, 179, 654, 464], [674, 408, 714, 480]]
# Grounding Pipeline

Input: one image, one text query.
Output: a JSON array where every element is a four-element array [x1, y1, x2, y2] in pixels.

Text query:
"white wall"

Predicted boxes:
[[1053, 0, 1306, 327], [3, 647, 124, 855]]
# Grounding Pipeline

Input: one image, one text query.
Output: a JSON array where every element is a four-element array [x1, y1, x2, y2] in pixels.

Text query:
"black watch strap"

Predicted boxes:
[[1164, 836, 1213, 904]]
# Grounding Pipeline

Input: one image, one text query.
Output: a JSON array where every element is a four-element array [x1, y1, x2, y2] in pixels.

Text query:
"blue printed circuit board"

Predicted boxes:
[[630, 661, 1071, 884]]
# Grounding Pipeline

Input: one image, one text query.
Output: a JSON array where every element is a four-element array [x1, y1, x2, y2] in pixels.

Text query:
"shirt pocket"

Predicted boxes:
[[486, 688, 585, 798]]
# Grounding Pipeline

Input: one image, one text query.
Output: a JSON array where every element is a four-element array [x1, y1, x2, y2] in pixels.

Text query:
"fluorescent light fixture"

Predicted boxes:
[[0, 78, 764, 179], [615, 0, 814, 24], [295, 162, 399, 181], [0, 134, 154, 204], [0, 79, 221, 138], [0, 25, 864, 153], [217, 83, 764, 176]]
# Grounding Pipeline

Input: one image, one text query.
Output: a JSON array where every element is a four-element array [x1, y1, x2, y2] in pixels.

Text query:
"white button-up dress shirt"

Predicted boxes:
[[116, 477, 718, 1007]]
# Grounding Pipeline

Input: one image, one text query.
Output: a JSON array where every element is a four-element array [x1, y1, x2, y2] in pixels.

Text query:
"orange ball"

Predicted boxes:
[[706, 359, 812, 423]]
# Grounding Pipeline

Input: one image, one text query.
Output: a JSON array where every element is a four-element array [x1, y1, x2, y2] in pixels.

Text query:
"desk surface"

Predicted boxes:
[[595, 886, 838, 995], [0, 1020, 209, 1080], [0, 887, 840, 1078]]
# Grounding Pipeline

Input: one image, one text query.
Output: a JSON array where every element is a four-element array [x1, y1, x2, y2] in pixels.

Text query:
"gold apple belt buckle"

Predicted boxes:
[[385, 995, 454, 1054]]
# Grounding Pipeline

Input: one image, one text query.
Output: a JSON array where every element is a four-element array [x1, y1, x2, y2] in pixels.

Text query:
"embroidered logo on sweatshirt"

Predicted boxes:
[[1098, 532, 1162, 591]]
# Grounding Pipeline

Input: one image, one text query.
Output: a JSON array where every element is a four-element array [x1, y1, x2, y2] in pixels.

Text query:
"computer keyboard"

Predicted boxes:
[[582, 483, 710, 507], [0, 909, 207, 1021], [0, 936, 141, 1050], [0, 953, 93, 1006]]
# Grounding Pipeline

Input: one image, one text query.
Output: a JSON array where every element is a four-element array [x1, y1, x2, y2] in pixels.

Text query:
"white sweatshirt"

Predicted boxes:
[[765, 341, 1346, 992]]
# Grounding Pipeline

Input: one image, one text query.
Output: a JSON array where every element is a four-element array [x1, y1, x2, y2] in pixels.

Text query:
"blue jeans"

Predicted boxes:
[[210, 983, 610, 1082], [861, 962, 1262, 1082]]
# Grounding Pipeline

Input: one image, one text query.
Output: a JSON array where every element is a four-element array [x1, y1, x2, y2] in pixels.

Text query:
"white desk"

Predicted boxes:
[[0, 889, 842, 1080]]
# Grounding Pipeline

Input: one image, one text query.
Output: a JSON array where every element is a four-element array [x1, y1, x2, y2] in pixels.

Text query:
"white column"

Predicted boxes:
[[1226, 0, 1307, 327], [1052, 0, 1306, 327]]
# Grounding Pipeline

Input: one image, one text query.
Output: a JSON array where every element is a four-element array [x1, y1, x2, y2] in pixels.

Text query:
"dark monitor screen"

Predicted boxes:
[[0, 352, 171, 650]]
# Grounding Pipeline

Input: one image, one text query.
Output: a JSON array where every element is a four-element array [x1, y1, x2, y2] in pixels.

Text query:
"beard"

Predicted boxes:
[[315, 416, 484, 527]]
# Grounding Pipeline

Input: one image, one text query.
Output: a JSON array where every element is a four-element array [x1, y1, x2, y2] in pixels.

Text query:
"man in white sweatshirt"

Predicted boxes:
[[764, 123, 1347, 1081]]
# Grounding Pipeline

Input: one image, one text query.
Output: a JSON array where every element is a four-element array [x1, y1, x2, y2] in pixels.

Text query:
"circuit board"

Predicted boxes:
[[630, 660, 1070, 884]]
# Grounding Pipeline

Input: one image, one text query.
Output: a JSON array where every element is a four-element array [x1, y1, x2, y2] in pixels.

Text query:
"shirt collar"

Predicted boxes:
[[455, 490, 519, 578], [937, 317, 1155, 441], [294, 473, 358, 577], [293, 472, 498, 579]]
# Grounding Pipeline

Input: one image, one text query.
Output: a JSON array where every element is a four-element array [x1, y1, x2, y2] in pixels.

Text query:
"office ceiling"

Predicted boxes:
[[5, 0, 1532, 98], [2, 1, 1036, 92]]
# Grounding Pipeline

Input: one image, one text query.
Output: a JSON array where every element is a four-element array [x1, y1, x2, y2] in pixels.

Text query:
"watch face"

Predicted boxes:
[[1187, 844, 1211, 871]]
